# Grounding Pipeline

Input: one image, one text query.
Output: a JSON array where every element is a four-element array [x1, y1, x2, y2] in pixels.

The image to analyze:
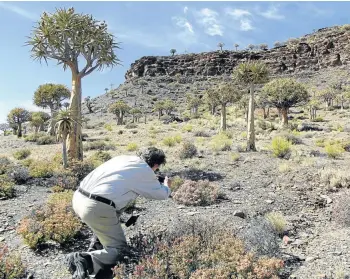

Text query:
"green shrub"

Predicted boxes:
[[104, 123, 113, 131], [21, 158, 33, 167], [281, 132, 302, 145], [170, 176, 184, 192], [231, 152, 240, 162], [271, 137, 291, 159], [265, 212, 286, 235], [36, 135, 56, 145], [68, 159, 95, 181], [29, 160, 54, 178], [0, 175, 15, 199], [125, 123, 138, 129], [315, 138, 326, 147], [163, 137, 176, 147], [210, 133, 232, 152], [312, 117, 324, 122], [174, 134, 182, 143], [17, 191, 81, 248], [126, 143, 138, 152], [173, 180, 219, 206], [91, 151, 112, 163], [0, 244, 26, 279], [182, 124, 193, 132], [24, 132, 46, 142], [325, 143, 344, 159], [83, 141, 115, 151], [13, 149, 31, 160], [179, 142, 197, 159]]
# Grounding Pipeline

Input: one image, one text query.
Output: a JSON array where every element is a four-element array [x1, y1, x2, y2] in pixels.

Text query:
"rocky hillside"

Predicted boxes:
[[84, 25, 350, 116]]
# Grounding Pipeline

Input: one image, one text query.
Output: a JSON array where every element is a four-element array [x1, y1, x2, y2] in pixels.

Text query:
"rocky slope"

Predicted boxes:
[[84, 25, 350, 117]]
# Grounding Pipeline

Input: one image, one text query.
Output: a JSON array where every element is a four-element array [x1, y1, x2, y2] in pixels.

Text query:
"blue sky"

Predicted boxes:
[[0, 1, 349, 123]]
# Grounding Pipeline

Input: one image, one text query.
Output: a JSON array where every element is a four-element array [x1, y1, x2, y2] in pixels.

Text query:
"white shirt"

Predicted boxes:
[[80, 155, 171, 210]]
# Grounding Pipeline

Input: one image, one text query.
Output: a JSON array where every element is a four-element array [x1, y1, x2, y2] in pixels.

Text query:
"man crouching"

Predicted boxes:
[[65, 147, 172, 279]]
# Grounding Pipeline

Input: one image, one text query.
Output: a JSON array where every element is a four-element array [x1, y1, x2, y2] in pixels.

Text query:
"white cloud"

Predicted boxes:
[[195, 8, 224, 36], [240, 19, 254, 31], [0, 2, 37, 20], [225, 8, 251, 19], [172, 16, 194, 33], [259, 6, 285, 20], [184, 6, 188, 14]]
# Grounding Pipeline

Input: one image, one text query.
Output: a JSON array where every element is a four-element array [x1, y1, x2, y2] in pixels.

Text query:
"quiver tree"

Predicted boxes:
[[30, 111, 50, 133], [186, 93, 202, 117], [204, 88, 219, 115], [256, 94, 270, 119], [259, 43, 268, 51], [234, 61, 269, 151], [55, 110, 75, 168], [0, 123, 9, 134], [261, 78, 309, 127], [170, 49, 176, 56], [207, 83, 242, 130], [130, 107, 142, 123], [319, 88, 336, 110], [7, 108, 30, 138], [217, 42, 224, 51], [109, 101, 130, 125], [163, 99, 176, 115], [33, 83, 70, 136], [27, 7, 120, 161], [234, 43, 239, 51], [247, 44, 255, 51], [84, 96, 93, 113], [154, 100, 165, 119]]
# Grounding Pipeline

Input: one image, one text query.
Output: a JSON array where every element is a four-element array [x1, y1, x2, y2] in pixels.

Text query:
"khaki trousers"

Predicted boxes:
[[72, 191, 128, 277]]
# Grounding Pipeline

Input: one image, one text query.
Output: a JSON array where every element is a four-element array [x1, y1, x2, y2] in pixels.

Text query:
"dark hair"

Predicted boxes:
[[138, 147, 166, 168]]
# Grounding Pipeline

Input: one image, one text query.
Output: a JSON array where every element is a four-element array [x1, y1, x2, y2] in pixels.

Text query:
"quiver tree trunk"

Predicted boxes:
[[17, 123, 22, 138], [48, 106, 57, 136], [220, 104, 227, 131], [117, 112, 124, 125], [67, 73, 83, 161], [62, 132, 68, 169], [246, 84, 256, 151], [280, 107, 289, 127], [262, 106, 269, 119]]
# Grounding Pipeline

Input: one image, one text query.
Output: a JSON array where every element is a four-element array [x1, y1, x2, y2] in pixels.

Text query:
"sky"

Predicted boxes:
[[0, 1, 349, 123]]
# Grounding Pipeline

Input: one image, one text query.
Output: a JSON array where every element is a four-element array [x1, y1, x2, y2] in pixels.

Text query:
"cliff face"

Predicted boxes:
[[125, 27, 350, 80]]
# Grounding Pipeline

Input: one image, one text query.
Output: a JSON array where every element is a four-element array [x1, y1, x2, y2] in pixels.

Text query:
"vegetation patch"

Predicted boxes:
[[210, 133, 232, 152], [0, 244, 26, 279], [0, 175, 16, 199], [13, 149, 31, 160], [179, 142, 198, 159], [173, 180, 220, 206], [271, 137, 291, 159], [17, 191, 81, 249], [29, 160, 55, 178]]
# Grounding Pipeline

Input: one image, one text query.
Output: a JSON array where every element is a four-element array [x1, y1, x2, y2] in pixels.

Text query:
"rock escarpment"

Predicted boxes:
[[125, 26, 350, 80]]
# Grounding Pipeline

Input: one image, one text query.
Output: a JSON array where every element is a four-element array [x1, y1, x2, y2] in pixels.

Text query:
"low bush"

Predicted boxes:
[[173, 180, 219, 206], [0, 156, 11, 175], [163, 136, 176, 147], [325, 143, 344, 159], [90, 150, 112, 163], [113, 221, 283, 279], [182, 124, 193, 132], [17, 191, 81, 249], [265, 212, 287, 236], [36, 135, 56, 145], [68, 159, 95, 181], [231, 152, 240, 162], [271, 137, 291, 159], [126, 143, 138, 152], [13, 149, 31, 160], [169, 176, 184, 192], [174, 134, 182, 143], [29, 160, 54, 178], [319, 168, 350, 189], [210, 133, 232, 152], [0, 244, 26, 279], [281, 132, 302, 145], [83, 141, 115, 151], [125, 123, 138, 129], [193, 130, 210, 137], [21, 158, 33, 167], [24, 132, 46, 142], [257, 120, 277, 132], [0, 175, 16, 199], [312, 117, 324, 122], [9, 166, 30, 184], [179, 142, 197, 159], [315, 138, 326, 147], [104, 123, 113, 131], [50, 173, 79, 191]]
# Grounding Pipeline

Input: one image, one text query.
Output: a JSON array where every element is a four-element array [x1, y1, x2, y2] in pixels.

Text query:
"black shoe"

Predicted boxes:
[[65, 252, 93, 279], [88, 235, 103, 252]]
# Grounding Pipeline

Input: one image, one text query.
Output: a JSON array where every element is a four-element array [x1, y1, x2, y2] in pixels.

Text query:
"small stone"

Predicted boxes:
[[320, 195, 332, 204], [283, 235, 293, 244], [291, 239, 303, 246], [265, 199, 274, 204], [0, 237, 4, 242], [305, 257, 316, 262], [186, 212, 199, 216], [233, 211, 245, 219], [27, 273, 34, 279], [177, 206, 185, 209]]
